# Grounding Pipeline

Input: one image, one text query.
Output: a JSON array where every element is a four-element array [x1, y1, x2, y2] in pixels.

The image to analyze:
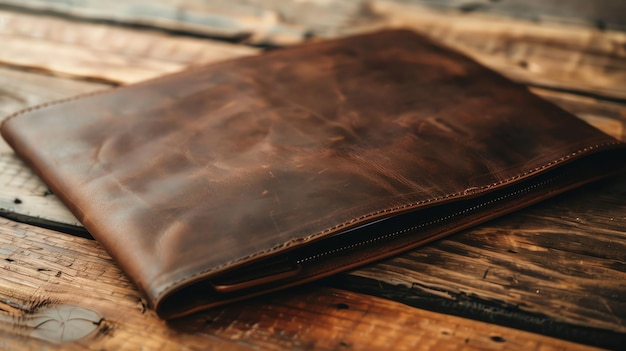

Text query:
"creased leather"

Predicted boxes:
[[2, 30, 625, 319]]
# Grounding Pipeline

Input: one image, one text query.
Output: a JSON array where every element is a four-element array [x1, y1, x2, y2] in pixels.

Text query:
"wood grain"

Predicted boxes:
[[0, 218, 602, 350], [3, 0, 625, 45], [389, 0, 626, 31], [0, 10, 258, 84], [0, 0, 311, 45], [367, 1, 626, 100], [3, 5, 626, 98]]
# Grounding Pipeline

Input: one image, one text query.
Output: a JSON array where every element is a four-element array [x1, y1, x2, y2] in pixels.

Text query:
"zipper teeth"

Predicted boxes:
[[296, 177, 556, 264]]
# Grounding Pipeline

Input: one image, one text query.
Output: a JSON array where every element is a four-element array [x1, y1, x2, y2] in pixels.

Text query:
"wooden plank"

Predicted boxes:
[[0, 0, 311, 45], [2, 0, 625, 46], [0, 152, 84, 229], [0, 218, 602, 350], [366, 1, 626, 100], [391, 0, 626, 32], [0, 9, 258, 84]]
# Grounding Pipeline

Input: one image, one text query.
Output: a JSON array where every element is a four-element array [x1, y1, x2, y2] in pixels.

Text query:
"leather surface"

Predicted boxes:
[[2, 30, 625, 318]]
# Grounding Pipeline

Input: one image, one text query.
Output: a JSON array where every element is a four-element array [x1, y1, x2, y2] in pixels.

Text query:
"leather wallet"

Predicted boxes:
[[2, 30, 625, 319]]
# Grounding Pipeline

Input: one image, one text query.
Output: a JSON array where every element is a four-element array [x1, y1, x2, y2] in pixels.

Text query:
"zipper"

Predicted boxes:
[[208, 149, 624, 293], [209, 173, 563, 292], [295, 175, 559, 265]]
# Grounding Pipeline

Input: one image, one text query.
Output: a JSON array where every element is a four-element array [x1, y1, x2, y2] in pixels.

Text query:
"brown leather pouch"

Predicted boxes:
[[2, 30, 625, 319]]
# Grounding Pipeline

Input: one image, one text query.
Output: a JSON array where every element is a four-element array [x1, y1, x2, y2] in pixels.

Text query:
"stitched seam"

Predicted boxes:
[[0, 65, 207, 127], [154, 140, 623, 301], [296, 177, 555, 264]]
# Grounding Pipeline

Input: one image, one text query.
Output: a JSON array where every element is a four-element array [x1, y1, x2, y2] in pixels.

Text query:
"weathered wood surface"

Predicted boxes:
[[367, 1, 626, 100], [0, 218, 603, 350], [3, 3, 626, 100], [391, 0, 626, 31], [0, 3, 625, 350], [2, 0, 625, 45], [0, 10, 258, 84]]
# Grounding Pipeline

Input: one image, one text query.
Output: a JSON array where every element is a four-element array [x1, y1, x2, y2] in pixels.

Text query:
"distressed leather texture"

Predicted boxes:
[[2, 30, 625, 319]]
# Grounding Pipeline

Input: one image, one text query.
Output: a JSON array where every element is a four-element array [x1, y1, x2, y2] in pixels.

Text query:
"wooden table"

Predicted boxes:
[[0, 1, 625, 350]]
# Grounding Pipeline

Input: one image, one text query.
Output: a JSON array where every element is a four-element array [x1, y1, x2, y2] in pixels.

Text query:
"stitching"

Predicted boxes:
[[296, 177, 555, 264], [155, 140, 623, 301], [0, 64, 217, 127]]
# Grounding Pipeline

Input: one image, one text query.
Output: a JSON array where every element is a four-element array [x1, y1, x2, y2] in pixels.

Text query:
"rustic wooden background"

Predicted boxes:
[[0, 1, 625, 350]]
